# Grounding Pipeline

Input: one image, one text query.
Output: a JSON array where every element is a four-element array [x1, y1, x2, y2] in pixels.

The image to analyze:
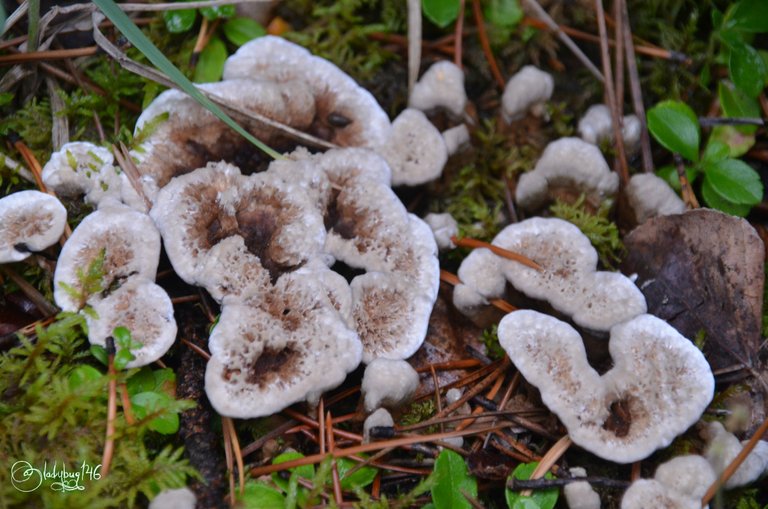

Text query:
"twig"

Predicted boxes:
[[471, 0, 505, 90], [522, 0, 604, 82], [455, 363, 505, 431], [698, 117, 765, 127], [118, 382, 135, 425], [454, 0, 465, 68], [508, 476, 631, 490], [0, 46, 98, 65], [451, 236, 542, 270], [407, 0, 421, 98], [0, 266, 58, 317], [181, 338, 212, 360], [674, 154, 699, 208], [114, 142, 151, 210], [621, 0, 653, 173], [46, 76, 69, 150], [613, 0, 625, 122], [190, 17, 210, 68], [594, 0, 629, 187], [701, 415, 768, 506], [101, 337, 118, 476], [327, 412, 343, 506], [28, 0, 41, 53], [222, 417, 245, 497], [221, 416, 235, 506], [519, 435, 572, 496]]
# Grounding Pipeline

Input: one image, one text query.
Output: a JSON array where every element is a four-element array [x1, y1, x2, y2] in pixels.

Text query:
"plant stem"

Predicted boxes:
[[27, 0, 40, 53]]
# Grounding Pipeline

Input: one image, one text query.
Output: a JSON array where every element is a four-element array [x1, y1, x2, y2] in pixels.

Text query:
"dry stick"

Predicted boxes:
[[594, 0, 629, 187], [101, 337, 118, 476], [318, 398, 326, 456], [481, 371, 521, 449], [509, 476, 630, 490], [455, 364, 506, 431], [430, 365, 444, 433], [522, 0, 604, 82], [223, 417, 245, 497], [92, 23, 338, 152], [613, 0, 625, 122], [115, 142, 152, 210], [415, 359, 483, 373], [0, 266, 58, 316], [47, 76, 69, 149], [406, 0, 421, 98], [328, 412, 344, 506], [454, 0, 465, 68], [181, 338, 211, 360], [491, 435, 539, 463], [630, 460, 641, 481], [190, 17, 210, 68], [451, 236, 542, 270], [519, 435, 572, 497], [0, 46, 98, 65], [621, 0, 653, 173], [412, 358, 502, 403], [250, 423, 513, 477], [221, 416, 236, 506], [701, 415, 768, 507], [674, 154, 700, 208], [171, 295, 201, 305], [471, 0, 505, 90]]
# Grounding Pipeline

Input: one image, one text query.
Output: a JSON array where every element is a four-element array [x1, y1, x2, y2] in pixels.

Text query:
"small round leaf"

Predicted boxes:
[[223, 17, 266, 46], [726, 0, 768, 33], [163, 8, 196, 33], [423, 0, 461, 28], [729, 43, 768, 98], [647, 101, 700, 162], [193, 37, 227, 84], [701, 177, 752, 217], [432, 449, 478, 509], [704, 158, 763, 205]]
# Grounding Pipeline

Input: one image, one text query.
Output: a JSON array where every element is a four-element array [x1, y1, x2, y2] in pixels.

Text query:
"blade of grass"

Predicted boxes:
[[92, 0, 282, 160]]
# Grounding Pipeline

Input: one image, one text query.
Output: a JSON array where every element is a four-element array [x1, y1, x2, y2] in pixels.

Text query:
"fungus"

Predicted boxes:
[[442, 124, 470, 156], [625, 173, 685, 224], [577, 104, 642, 152], [86, 277, 177, 368], [0, 190, 67, 263], [379, 108, 448, 186], [563, 467, 600, 509], [515, 138, 618, 211], [54, 203, 161, 311], [408, 60, 467, 118], [41, 141, 121, 207], [363, 408, 394, 443], [701, 421, 768, 489], [223, 36, 391, 148], [361, 358, 420, 412], [498, 311, 714, 463], [204, 270, 362, 418], [621, 455, 716, 509], [149, 487, 197, 509], [423, 212, 459, 250], [501, 65, 554, 122], [454, 217, 646, 331]]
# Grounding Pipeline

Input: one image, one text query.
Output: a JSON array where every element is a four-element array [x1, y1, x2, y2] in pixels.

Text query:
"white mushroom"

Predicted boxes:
[[361, 358, 420, 412], [626, 173, 685, 224], [86, 277, 176, 368], [54, 203, 160, 311], [701, 421, 768, 489], [515, 137, 618, 211], [363, 408, 394, 443], [0, 190, 67, 263], [204, 271, 362, 418], [564, 467, 600, 509], [41, 141, 122, 207], [149, 488, 197, 509], [380, 108, 448, 186], [423, 212, 459, 250], [442, 124, 470, 156], [223, 35, 391, 149], [409, 60, 467, 117], [501, 65, 554, 122], [454, 217, 646, 331], [498, 311, 715, 463], [621, 455, 716, 509], [577, 104, 642, 153]]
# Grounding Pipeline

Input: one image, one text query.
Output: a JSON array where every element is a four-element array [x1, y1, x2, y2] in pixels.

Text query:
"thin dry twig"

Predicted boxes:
[[101, 337, 118, 476], [0, 46, 98, 66], [454, 0, 465, 68], [471, 0, 505, 90], [327, 412, 344, 506], [519, 435, 572, 497], [0, 266, 58, 316], [407, 0, 421, 98], [675, 154, 700, 208], [451, 236, 542, 270]]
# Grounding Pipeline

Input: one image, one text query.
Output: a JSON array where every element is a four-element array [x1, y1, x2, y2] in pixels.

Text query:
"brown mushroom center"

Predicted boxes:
[[246, 343, 302, 389], [602, 396, 635, 438]]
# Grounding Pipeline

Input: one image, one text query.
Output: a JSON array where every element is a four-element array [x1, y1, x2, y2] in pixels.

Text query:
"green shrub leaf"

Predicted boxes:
[[729, 42, 768, 98], [337, 457, 378, 490], [701, 177, 752, 216], [163, 8, 196, 33], [718, 80, 761, 120], [200, 4, 236, 20], [485, 0, 523, 28], [223, 17, 266, 46], [432, 449, 478, 509], [702, 140, 731, 164], [238, 481, 286, 509], [709, 125, 756, 157], [704, 158, 763, 205], [423, 0, 461, 28], [505, 462, 558, 509], [647, 100, 700, 162], [131, 391, 179, 434], [194, 37, 227, 83], [726, 0, 768, 33], [68, 365, 103, 390]]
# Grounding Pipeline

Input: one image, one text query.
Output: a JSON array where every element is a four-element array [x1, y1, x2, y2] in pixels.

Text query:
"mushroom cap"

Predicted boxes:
[[455, 217, 646, 331], [149, 488, 196, 509], [423, 212, 459, 250], [380, 108, 448, 186], [150, 161, 326, 302], [502, 65, 554, 122], [442, 124, 470, 156], [0, 190, 67, 263], [563, 467, 601, 509], [204, 269, 362, 418], [41, 142, 121, 207], [578, 104, 613, 145], [515, 137, 618, 211], [361, 358, 420, 412], [54, 203, 160, 311], [408, 60, 467, 117], [703, 421, 768, 489], [86, 277, 176, 368], [620, 479, 699, 509], [498, 311, 714, 463], [130, 78, 316, 208], [621, 455, 716, 509], [363, 408, 394, 443], [626, 173, 685, 224], [223, 36, 391, 149]]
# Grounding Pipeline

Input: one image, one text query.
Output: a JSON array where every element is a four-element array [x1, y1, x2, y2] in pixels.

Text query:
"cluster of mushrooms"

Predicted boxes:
[[2, 35, 767, 506]]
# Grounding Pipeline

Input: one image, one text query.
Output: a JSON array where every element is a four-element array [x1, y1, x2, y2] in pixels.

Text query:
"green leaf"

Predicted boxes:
[[131, 391, 180, 434], [200, 4, 236, 20], [112, 326, 133, 348], [68, 365, 103, 389], [336, 457, 378, 489], [432, 449, 478, 509], [701, 177, 752, 217], [718, 81, 761, 120], [647, 100, 700, 162], [0, 92, 13, 106], [727, 0, 768, 33], [93, 0, 281, 160], [423, 0, 461, 28], [163, 8, 196, 33], [239, 481, 286, 509], [127, 367, 176, 396], [223, 17, 266, 46], [114, 349, 135, 371], [271, 451, 313, 505], [710, 125, 756, 157], [484, 0, 523, 28], [704, 158, 763, 205], [90, 345, 108, 365], [194, 37, 227, 83], [505, 462, 558, 509], [729, 42, 768, 98], [702, 140, 731, 164]]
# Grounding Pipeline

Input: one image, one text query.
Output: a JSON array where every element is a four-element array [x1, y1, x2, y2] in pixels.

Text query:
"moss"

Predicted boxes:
[[482, 324, 505, 361], [399, 400, 436, 428], [549, 195, 623, 267]]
